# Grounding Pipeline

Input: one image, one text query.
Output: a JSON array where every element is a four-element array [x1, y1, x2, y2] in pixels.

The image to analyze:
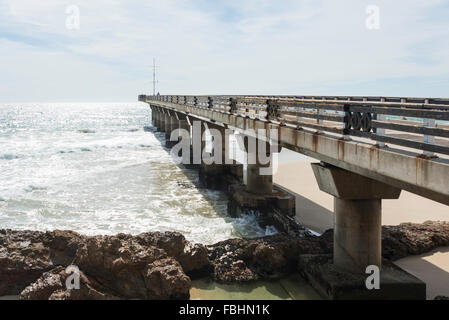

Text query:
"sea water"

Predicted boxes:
[[0, 102, 275, 245]]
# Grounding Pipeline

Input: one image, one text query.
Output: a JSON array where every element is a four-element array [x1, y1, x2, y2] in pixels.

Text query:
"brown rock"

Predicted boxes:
[[20, 266, 118, 300], [136, 232, 212, 278], [382, 221, 449, 261], [145, 258, 191, 300], [0, 230, 53, 296], [73, 235, 167, 299], [207, 234, 329, 283]]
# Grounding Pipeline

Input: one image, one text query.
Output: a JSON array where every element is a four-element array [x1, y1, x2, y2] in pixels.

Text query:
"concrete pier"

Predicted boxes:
[[311, 162, 401, 272], [156, 108, 163, 131], [151, 107, 157, 128], [247, 163, 273, 195], [198, 123, 242, 190], [306, 163, 425, 299], [166, 114, 178, 148]]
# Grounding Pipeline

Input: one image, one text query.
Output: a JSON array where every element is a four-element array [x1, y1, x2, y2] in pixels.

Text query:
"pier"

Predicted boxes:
[[139, 94, 449, 299]]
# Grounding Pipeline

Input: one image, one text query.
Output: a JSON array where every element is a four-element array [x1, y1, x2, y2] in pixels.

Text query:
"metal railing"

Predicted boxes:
[[140, 94, 449, 156]]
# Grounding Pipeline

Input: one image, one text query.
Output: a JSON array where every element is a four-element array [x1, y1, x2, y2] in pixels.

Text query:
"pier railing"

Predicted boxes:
[[140, 95, 449, 157]]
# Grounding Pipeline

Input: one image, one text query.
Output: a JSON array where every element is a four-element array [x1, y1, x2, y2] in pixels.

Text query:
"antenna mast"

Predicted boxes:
[[152, 58, 159, 96]]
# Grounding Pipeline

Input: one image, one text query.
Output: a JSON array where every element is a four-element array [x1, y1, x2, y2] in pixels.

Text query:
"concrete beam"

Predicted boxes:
[[312, 163, 401, 200], [148, 102, 449, 206]]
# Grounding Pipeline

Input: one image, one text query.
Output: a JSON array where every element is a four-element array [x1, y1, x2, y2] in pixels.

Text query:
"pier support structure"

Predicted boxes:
[[300, 162, 426, 300], [198, 123, 243, 190], [311, 162, 401, 272], [157, 107, 164, 132], [166, 113, 179, 148], [227, 134, 297, 234]]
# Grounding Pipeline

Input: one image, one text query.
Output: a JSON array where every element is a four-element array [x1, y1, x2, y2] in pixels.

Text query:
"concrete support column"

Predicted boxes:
[[179, 119, 191, 142], [151, 107, 157, 128], [159, 110, 167, 132], [312, 163, 401, 274], [244, 136, 274, 195], [163, 111, 170, 134], [246, 163, 273, 195], [334, 198, 382, 273], [166, 115, 178, 148], [155, 109, 162, 131]]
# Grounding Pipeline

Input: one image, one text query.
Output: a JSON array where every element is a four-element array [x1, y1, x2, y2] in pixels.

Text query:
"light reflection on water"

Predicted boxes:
[[0, 103, 274, 244]]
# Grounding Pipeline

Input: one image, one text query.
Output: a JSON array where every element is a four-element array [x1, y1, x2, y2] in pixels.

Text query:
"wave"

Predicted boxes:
[[0, 154, 20, 160], [78, 129, 96, 134], [24, 185, 47, 193]]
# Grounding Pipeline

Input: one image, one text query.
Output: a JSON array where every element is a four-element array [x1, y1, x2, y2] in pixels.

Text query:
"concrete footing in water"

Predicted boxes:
[[298, 255, 426, 300], [227, 184, 301, 236], [198, 164, 243, 191]]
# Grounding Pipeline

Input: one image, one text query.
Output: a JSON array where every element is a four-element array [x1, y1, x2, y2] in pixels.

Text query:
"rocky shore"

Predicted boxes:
[[1, 221, 448, 300]]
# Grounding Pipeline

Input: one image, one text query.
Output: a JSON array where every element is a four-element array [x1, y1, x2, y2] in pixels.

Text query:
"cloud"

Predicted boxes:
[[0, 0, 448, 101]]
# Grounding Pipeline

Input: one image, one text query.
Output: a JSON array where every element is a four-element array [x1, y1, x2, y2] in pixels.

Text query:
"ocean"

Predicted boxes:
[[0, 102, 275, 245]]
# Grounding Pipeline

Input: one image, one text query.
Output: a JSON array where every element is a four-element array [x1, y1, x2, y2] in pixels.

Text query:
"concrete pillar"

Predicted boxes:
[[166, 115, 178, 148], [247, 162, 273, 195], [312, 163, 401, 274], [244, 135, 274, 195], [164, 112, 170, 135], [158, 110, 165, 132], [151, 107, 157, 128], [334, 198, 382, 273], [179, 119, 190, 143], [155, 109, 161, 131]]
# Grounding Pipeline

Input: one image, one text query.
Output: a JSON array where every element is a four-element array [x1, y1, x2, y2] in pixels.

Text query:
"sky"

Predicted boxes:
[[0, 0, 449, 102]]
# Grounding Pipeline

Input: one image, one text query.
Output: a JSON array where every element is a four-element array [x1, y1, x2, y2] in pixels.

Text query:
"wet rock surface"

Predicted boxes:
[[1, 230, 205, 299], [382, 221, 449, 260], [207, 234, 332, 282], [1, 220, 449, 299]]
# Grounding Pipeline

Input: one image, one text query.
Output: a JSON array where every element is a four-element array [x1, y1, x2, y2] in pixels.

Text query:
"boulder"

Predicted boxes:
[[0, 230, 53, 296], [20, 266, 118, 300], [145, 258, 191, 300]]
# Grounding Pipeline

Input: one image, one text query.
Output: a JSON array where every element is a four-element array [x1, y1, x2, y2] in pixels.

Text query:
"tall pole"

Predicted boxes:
[[153, 58, 156, 96]]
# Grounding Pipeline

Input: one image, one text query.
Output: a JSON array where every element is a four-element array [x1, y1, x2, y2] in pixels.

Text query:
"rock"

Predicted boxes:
[[20, 266, 118, 300], [207, 234, 330, 282], [382, 221, 449, 261], [2, 221, 449, 297], [20, 267, 64, 300], [0, 230, 54, 296], [434, 296, 449, 300], [73, 234, 167, 299], [42, 230, 85, 266], [252, 243, 286, 273], [316, 222, 449, 262], [178, 243, 212, 278], [145, 258, 191, 300], [136, 232, 212, 278]]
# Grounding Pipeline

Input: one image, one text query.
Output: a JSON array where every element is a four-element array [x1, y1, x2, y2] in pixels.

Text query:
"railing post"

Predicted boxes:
[[194, 96, 198, 107], [229, 98, 237, 114], [401, 98, 407, 120], [423, 99, 436, 158], [208, 97, 213, 109], [266, 99, 281, 122], [376, 98, 386, 147]]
